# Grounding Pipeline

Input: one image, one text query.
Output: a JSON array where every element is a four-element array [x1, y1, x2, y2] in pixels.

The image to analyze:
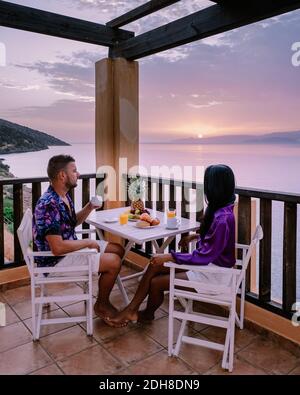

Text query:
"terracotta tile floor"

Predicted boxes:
[[1, 266, 300, 375]]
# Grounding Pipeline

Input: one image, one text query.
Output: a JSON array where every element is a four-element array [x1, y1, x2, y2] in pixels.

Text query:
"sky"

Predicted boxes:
[[0, 0, 300, 143]]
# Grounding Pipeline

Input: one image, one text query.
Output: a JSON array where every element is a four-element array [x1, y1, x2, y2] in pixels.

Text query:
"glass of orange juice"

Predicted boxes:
[[119, 213, 128, 225], [167, 209, 176, 218]]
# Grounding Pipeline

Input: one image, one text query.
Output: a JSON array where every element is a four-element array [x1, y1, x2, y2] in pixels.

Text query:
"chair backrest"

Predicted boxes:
[[238, 225, 263, 285], [17, 208, 33, 271]]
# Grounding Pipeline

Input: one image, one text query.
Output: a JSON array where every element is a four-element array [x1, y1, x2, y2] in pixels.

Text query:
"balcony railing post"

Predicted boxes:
[[259, 198, 272, 302], [168, 180, 176, 253], [156, 179, 165, 249], [145, 178, 153, 255], [238, 195, 252, 292], [195, 183, 204, 225], [282, 202, 297, 313], [32, 182, 41, 213], [13, 183, 23, 265], [180, 183, 190, 253], [82, 178, 90, 239]]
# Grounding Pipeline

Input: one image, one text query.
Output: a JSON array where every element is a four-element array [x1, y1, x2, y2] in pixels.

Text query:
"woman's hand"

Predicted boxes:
[[178, 234, 198, 250], [150, 254, 173, 266]]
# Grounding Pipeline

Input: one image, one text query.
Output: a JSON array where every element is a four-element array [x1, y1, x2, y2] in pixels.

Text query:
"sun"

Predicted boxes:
[[198, 134, 203, 139]]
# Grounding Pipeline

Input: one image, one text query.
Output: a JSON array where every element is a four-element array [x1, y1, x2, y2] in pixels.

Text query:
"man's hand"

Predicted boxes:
[[87, 240, 100, 252], [178, 234, 198, 250], [89, 196, 103, 210], [150, 253, 173, 266], [88, 201, 101, 210]]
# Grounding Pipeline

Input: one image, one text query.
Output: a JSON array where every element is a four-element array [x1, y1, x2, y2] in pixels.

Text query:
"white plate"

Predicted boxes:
[[135, 224, 160, 229], [128, 218, 140, 222], [104, 218, 118, 223]]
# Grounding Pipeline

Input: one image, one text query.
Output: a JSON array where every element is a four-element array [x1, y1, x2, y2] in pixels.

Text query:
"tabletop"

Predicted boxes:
[[86, 206, 200, 245]]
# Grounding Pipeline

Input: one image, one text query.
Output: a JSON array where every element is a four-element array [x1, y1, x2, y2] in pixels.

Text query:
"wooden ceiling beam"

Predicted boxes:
[[0, 1, 134, 47], [107, 0, 181, 29], [110, 0, 300, 60]]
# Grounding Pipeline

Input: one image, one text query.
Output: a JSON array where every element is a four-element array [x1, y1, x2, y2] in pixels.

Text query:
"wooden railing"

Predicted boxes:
[[0, 173, 104, 269], [0, 174, 299, 320]]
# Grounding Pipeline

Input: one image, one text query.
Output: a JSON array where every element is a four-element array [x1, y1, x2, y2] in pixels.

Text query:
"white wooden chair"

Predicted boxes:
[[164, 225, 263, 372], [17, 209, 97, 340]]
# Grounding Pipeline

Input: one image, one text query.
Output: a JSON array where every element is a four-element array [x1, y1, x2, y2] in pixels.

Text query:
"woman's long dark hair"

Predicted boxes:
[[199, 164, 236, 240]]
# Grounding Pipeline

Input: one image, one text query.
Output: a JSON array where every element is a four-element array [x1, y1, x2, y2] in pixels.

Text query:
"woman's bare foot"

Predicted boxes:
[[137, 310, 155, 323], [94, 300, 118, 319], [105, 308, 138, 328]]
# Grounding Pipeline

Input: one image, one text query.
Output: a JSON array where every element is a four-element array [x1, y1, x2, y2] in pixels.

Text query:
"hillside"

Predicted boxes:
[[0, 118, 70, 154], [170, 131, 300, 145]]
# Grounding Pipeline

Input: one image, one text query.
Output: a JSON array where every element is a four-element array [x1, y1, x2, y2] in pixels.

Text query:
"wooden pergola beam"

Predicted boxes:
[[107, 0, 181, 29], [110, 0, 300, 59], [0, 0, 134, 46]]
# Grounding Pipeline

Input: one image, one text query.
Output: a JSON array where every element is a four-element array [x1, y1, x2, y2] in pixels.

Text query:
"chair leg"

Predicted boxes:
[[174, 318, 187, 356], [174, 299, 191, 356], [117, 275, 130, 306], [221, 315, 231, 370], [31, 281, 38, 341], [43, 285, 50, 309], [168, 268, 175, 357], [239, 279, 245, 330], [87, 279, 93, 336], [36, 292, 43, 340], [228, 306, 236, 372]]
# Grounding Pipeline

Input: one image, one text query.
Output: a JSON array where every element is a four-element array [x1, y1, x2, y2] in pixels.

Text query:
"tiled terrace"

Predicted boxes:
[[1, 265, 300, 376]]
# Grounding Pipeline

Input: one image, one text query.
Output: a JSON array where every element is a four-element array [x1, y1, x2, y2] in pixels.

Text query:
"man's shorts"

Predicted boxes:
[[55, 240, 108, 274]]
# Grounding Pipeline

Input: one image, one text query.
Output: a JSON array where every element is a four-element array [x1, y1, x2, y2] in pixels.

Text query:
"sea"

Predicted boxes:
[[1, 143, 299, 302]]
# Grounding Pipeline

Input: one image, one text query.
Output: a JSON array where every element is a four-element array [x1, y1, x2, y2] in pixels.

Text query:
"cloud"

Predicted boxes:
[[187, 100, 222, 109], [0, 81, 41, 91], [14, 49, 106, 100]]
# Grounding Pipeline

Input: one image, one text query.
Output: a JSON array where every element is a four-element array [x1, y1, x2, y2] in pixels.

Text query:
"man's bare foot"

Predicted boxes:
[[94, 300, 118, 319], [105, 308, 138, 328], [137, 310, 155, 323]]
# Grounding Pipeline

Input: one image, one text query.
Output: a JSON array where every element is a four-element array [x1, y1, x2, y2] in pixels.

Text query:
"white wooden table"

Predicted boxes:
[[86, 207, 200, 304]]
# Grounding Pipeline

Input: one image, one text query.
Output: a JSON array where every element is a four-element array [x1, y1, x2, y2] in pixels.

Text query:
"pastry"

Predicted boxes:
[[140, 213, 152, 223], [136, 220, 150, 228], [151, 218, 160, 226]]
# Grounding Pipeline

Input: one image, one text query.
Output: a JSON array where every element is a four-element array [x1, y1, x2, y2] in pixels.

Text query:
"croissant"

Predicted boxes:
[[151, 218, 160, 226], [140, 213, 152, 223]]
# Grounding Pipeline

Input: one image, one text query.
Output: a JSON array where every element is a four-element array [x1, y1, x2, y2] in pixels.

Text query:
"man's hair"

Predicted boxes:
[[47, 155, 75, 181]]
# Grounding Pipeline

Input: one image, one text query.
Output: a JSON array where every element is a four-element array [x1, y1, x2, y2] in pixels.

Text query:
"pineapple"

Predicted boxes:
[[131, 199, 144, 212], [128, 176, 145, 212]]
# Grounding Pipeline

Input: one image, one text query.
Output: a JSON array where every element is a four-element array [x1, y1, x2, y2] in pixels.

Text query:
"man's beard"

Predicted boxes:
[[65, 178, 77, 190]]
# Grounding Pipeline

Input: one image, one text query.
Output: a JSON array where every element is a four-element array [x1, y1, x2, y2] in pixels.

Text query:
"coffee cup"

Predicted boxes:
[[166, 216, 180, 229], [90, 195, 103, 208]]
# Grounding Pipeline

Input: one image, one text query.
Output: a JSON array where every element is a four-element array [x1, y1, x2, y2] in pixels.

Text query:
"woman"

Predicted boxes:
[[107, 164, 236, 327]]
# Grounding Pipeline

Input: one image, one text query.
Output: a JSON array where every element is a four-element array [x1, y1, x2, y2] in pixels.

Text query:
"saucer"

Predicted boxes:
[[104, 218, 118, 223], [165, 226, 179, 230], [135, 224, 159, 229]]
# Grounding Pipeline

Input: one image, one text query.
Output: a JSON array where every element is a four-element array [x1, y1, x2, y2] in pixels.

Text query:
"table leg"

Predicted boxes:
[[95, 228, 105, 240], [118, 240, 135, 306], [152, 236, 175, 253]]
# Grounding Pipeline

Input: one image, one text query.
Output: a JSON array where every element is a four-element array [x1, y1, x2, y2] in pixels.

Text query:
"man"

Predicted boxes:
[[33, 154, 124, 321]]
